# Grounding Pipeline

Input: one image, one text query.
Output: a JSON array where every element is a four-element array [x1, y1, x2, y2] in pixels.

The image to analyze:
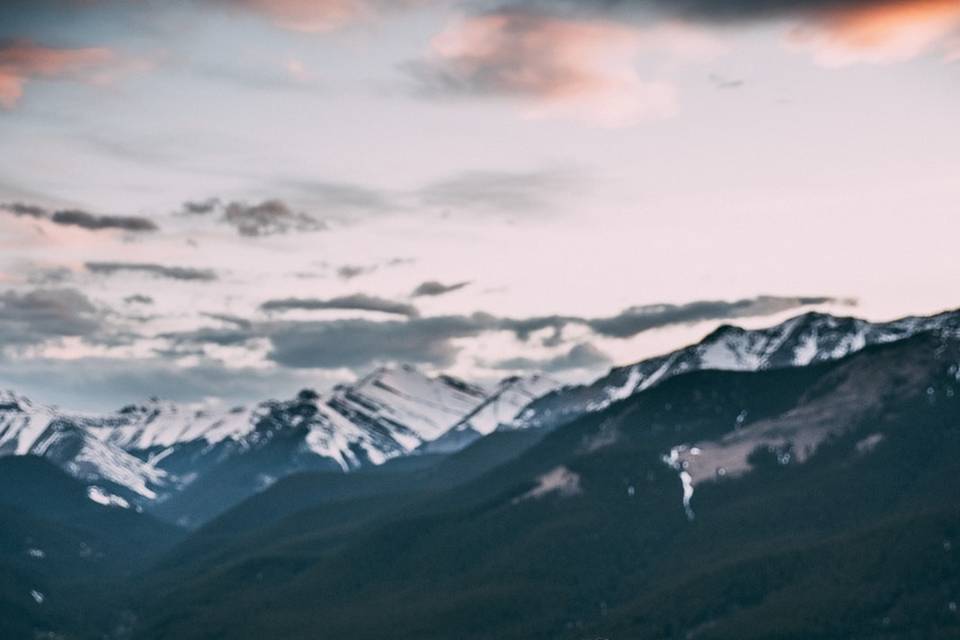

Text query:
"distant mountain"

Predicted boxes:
[[508, 308, 960, 431], [0, 368, 558, 526]]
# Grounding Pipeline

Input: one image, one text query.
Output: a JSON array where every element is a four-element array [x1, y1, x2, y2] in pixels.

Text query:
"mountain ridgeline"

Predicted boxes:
[[0, 368, 560, 526], [0, 307, 958, 639]]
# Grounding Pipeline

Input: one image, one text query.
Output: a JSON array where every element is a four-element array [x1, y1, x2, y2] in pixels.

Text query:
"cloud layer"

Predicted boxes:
[[2, 203, 158, 232], [491, 0, 960, 64], [261, 293, 420, 317], [406, 9, 681, 126], [221, 0, 427, 32], [492, 341, 612, 373], [159, 294, 848, 371], [411, 280, 471, 297], [0, 288, 102, 346], [0, 39, 115, 109], [86, 262, 218, 282], [222, 199, 326, 237]]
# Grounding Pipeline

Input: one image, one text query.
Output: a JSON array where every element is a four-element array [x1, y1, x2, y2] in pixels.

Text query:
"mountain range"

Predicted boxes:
[[1, 307, 959, 638], [2, 308, 957, 527], [0, 367, 560, 526]]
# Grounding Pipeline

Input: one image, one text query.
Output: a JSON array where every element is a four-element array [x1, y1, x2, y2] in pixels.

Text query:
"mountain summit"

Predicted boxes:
[[508, 308, 960, 431]]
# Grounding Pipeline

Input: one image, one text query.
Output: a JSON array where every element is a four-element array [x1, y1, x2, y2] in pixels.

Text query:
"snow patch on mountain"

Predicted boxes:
[[90, 401, 260, 451], [87, 486, 131, 509], [514, 466, 582, 503]]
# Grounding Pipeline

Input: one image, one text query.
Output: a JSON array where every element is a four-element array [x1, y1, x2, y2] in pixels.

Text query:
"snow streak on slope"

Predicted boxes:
[[0, 391, 55, 455], [0, 391, 168, 499], [420, 374, 561, 454], [328, 365, 489, 448], [460, 375, 560, 435], [89, 401, 259, 451]]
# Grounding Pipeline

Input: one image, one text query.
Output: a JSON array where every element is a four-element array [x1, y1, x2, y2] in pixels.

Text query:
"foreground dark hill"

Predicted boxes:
[[0, 457, 184, 639], [129, 333, 960, 640]]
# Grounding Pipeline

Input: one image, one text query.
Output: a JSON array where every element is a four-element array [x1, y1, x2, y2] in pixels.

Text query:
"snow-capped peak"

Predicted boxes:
[[0, 365, 543, 513], [509, 307, 960, 431]]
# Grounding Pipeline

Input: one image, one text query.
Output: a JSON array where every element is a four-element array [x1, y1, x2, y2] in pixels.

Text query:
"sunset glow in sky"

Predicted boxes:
[[0, 0, 957, 409]]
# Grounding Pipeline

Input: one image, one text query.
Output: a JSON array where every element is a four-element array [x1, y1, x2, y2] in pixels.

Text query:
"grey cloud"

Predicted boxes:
[[267, 314, 494, 369], [403, 58, 503, 99], [124, 294, 154, 305], [223, 199, 326, 237], [188, 164, 580, 230], [337, 264, 379, 280], [2, 203, 158, 232], [51, 209, 158, 232], [584, 296, 846, 338], [0, 288, 102, 346], [261, 294, 420, 318], [481, 0, 904, 23], [645, 0, 902, 22], [3, 202, 47, 218], [491, 297, 847, 343], [418, 168, 583, 213], [498, 315, 570, 343], [412, 280, 471, 297], [26, 267, 73, 286], [493, 342, 612, 373], [181, 197, 221, 215], [161, 326, 258, 347], [165, 295, 845, 372], [283, 180, 396, 216], [0, 356, 317, 412], [203, 313, 254, 329], [336, 258, 414, 280], [85, 262, 218, 282]]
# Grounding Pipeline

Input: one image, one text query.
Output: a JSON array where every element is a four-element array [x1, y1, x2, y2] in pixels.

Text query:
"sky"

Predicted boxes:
[[0, 0, 958, 410]]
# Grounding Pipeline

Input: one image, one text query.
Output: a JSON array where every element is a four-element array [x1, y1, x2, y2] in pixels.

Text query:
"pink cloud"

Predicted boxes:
[[233, 0, 427, 32], [0, 40, 118, 109], [789, 0, 960, 65], [948, 38, 960, 61], [418, 12, 726, 127]]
